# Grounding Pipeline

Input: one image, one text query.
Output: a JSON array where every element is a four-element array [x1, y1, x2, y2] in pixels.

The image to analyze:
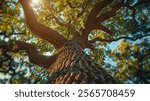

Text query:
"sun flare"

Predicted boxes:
[[31, 0, 40, 5]]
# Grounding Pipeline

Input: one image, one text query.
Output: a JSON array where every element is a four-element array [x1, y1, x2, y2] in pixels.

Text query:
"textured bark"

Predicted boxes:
[[48, 42, 116, 84], [19, 0, 68, 49]]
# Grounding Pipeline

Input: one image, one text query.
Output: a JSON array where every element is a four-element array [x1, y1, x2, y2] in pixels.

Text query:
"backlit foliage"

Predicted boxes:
[[0, 0, 150, 83]]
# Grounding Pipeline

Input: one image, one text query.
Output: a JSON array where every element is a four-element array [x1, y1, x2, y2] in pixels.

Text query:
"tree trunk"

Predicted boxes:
[[48, 41, 116, 84], [17, 0, 116, 84]]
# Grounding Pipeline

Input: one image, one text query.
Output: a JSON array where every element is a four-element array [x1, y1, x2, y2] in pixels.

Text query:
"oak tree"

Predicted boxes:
[[0, 0, 149, 83]]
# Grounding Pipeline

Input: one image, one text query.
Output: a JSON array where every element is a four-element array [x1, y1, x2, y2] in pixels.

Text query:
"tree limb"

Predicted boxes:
[[46, 2, 70, 28], [77, 0, 90, 18], [66, 0, 76, 9], [49, 12, 70, 28], [135, 0, 150, 6], [96, 0, 150, 24], [0, 0, 5, 9], [125, 0, 150, 23], [89, 0, 150, 44], [0, 41, 57, 68], [66, 0, 90, 18], [94, 25, 113, 35], [81, 0, 114, 41], [95, 0, 124, 23], [16, 41, 58, 68], [89, 33, 150, 43], [19, 0, 68, 49]]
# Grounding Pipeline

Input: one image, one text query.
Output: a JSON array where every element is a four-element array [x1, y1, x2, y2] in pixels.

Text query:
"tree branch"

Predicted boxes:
[[0, 41, 57, 68], [46, 2, 70, 28], [89, 33, 150, 43], [66, 0, 76, 9], [88, 0, 150, 44], [66, 0, 90, 18], [19, 0, 68, 49], [81, 0, 113, 41], [94, 25, 113, 35], [49, 13, 70, 28], [135, 0, 150, 6], [0, 0, 5, 8], [16, 41, 58, 68], [96, 0, 150, 24], [95, 0, 124, 23], [77, 0, 90, 18], [125, 0, 150, 23]]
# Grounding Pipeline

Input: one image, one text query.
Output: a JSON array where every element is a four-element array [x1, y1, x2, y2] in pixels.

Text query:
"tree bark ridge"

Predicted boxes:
[[19, 0, 68, 49], [48, 42, 116, 84]]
